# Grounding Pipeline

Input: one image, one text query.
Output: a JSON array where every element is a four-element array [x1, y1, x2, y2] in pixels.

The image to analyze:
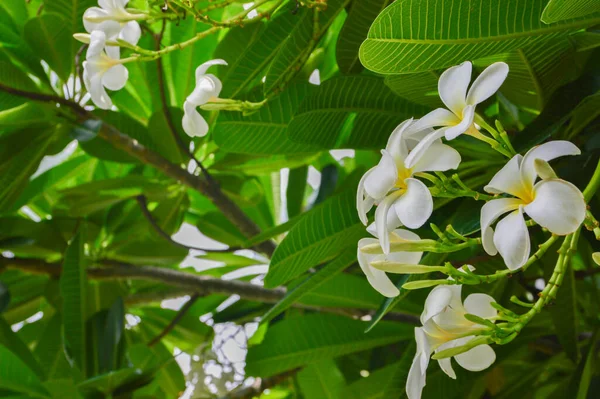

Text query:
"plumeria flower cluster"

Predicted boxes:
[[79, 0, 143, 109], [356, 60, 588, 398]]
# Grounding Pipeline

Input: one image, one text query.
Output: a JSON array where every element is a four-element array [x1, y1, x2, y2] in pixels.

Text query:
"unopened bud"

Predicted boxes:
[[73, 33, 91, 44]]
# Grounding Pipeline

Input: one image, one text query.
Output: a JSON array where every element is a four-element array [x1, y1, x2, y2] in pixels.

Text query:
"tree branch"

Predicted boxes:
[[1, 256, 420, 325], [0, 83, 276, 256], [147, 293, 200, 347]]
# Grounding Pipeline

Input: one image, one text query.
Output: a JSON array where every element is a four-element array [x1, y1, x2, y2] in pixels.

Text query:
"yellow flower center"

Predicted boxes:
[[394, 166, 413, 190]]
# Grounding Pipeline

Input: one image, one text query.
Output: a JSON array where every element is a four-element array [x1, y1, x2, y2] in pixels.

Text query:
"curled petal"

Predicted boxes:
[[406, 108, 459, 135], [357, 238, 400, 297], [356, 167, 377, 225], [454, 340, 496, 372], [480, 198, 522, 256], [463, 293, 497, 319], [407, 328, 430, 399], [119, 20, 141, 45], [364, 150, 398, 200], [524, 179, 586, 235], [493, 207, 530, 270], [385, 118, 414, 162], [375, 190, 403, 254], [404, 129, 447, 169], [465, 62, 509, 106], [520, 141, 581, 189], [444, 104, 475, 140], [86, 72, 112, 109], [484, 155, 528, 198], [435, 341, 457, 379], [195, 59, 228, 81], [182, 100, 209, 137], [83, 8, 120, 37], [412, 142, 461, 173], [393, 178, 433, 229], [102, 64, 128, 91], [87, 30, 108, 60], [438, 61, 471, 115], [187, 75, 221, 105], [421, 286, 452, 325]]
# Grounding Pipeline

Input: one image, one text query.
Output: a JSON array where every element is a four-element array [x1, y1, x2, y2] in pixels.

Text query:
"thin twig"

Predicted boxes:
[[136, 195, 238, 252], [148, 293, 200, 347]]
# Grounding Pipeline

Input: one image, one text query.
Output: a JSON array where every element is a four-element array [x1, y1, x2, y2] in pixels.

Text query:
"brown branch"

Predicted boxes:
[[0, 83, 276, 256], [219, 369, 300, 399], [1, 257, 420, 325], [148, 293, 200, 347], [136, 195, 239, 252]]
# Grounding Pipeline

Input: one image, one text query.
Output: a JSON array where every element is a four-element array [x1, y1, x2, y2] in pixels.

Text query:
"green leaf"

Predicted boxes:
[[0, 127, 59, 210], [360, 0, 600, 74], [245, 314, 413, 377], [242, 216, 300, 248], [297, 359, 346, 399], [214, 83, 320, 154], [341, 347, 414, 399], [264, 0, 348, 95], [542, 0, 600, 23], [0, 103, 53, 133], [0, 345, 50, 398], [0, 283, 8, 313], [287, 76, 430, 149], [33, 313, 72, 380], [44, 0, 95, 35], [384, 70, 444, 108], [78, 368, 147, 396], [195, 253, 259, 267], [575, 330, 598, 399], [286, 165, 308, 218], [60, 230, 88, 376], [564, 90, 600, 139], [194, 211, 247, 247], [146, 108, 189, 164], [99, 298, 125, 373], [0, 317, 44, 379], [265, 188, 365, 288], [336, 0, 393, 74], [24, 14, 73, 81], [549, 257, 579, 362], [299, 272, 383, 309], [261, 248, 356, 324]]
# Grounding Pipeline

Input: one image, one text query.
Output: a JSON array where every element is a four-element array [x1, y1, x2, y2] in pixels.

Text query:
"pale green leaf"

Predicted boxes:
[[24, 14, 73, 81], [542, 0, 600, 24]]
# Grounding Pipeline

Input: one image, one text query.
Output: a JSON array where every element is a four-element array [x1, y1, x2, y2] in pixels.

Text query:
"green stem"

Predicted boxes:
[[583, 159, 600, 202]]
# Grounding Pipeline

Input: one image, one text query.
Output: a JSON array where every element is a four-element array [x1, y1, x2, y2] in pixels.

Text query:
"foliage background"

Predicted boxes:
[[0, 0, 599, 398]]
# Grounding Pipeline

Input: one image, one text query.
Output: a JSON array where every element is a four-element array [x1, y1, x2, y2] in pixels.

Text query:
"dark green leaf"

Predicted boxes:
[[99, 298, 125, 373], [24, 14, 73, 81], [0, 316, 44, 379], [286, 165, 308, 218], [0, 283, 8, 313], [0, 345, 50, 398]]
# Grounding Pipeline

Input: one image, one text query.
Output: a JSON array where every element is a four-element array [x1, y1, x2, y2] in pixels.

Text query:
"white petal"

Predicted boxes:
[[520, 141, 581, 189], [102, 64, 128, 91], [412, 142, 461, 173], [435, 341, 457, 379], [105, 45, 120, 60], [407, 328, 430, 399], [455, 342, 496, 372], [406, 108, 459, 134], [364, 150, 398, 200], [195, 59, 228, 81], [187, 75, 221, 105], [182, 100, 209, 137], [357, 168, 376, 225], [493, 207, 530, 270], [86, 72, 112, 110], [384, 229, 424, 266], [87, 30, 107, 60], [438, 61, 471, 115], [480, 198, 522, 256], [444, 104, 475, 140], [375, 190, 403, 254], [484, 155, 528, 198], [83, 7, 106, 32], [386, 118, 414, 162], [463, 293, 497, 319], [421, 286, 452, 325], [119, 21, 141, 45], [404, 129, 447, 169], [524, 179, 586, 235], [357, 239, 400, 297], [465, 62, 509, 106], [393, 178, 433, 229]]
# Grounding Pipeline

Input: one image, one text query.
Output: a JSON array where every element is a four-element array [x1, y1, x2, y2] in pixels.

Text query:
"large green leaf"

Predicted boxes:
[[213, 83, 320, 155], [336, 0, 393, 74], [0, 317, 44, 379], [261, 248, 356, 324], [245, 314, 413, 377], [33, 313, 72, 380], [264, 0, 348, 94], [300, 273, 383, 309], [384, 70, 443, 108], [0, 345, 50, 398], [287, 76, 430, 150], [0, 127, 59, 210], [542, 0, 600, 23], [297, 359, 346, 399], [24, 14, 73, 81], [44, 0, 95, 35], [60, 230, 88, 376], [360, 0, 600, 74], [146, 108, 189, 164], [265, 188, 365, 288]]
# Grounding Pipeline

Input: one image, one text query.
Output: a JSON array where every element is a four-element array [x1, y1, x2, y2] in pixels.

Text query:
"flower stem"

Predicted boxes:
[[583, 158, 600, 202]]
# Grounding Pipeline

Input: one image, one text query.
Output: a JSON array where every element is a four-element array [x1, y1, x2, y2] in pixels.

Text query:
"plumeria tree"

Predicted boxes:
[[0, 0, 599, 398]]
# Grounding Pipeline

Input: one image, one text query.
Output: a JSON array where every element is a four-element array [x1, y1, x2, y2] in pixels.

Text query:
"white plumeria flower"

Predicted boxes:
[[481, 141, 586, 270], [182, 59, 228, 137], [356, 119, 461, 253], [404, 61, 509, 168], [84, 0, 142, 58], [407, 281, 497, 399], [83, 31, 128, 110], [357, 223, 423, 297]]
